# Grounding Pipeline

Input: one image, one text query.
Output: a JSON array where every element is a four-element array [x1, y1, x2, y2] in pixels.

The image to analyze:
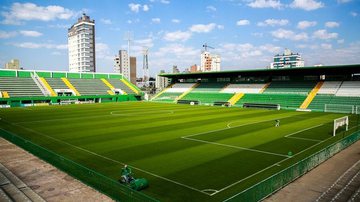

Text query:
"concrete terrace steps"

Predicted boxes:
[[316, 160, 360, 202], [0, 163, 45, 202]]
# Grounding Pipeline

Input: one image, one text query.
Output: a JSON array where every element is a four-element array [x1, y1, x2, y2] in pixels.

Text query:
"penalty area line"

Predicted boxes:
[[220, 135, 336, 199], [182, 137, 290, 158], [6, 123, 210, 196]]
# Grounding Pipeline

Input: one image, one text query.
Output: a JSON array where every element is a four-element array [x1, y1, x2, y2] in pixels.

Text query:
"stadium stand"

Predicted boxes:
[[0, 77, 44, 97], [317, 81, 342, 95], [68, 78, 110, 96], [180, 82, 231, 104], [235, 93, 307, 109], [336, 81, 360, 97], [151, 83, 196, 102], [0, 69, 142, 107], [263, 81, 317, 94], [152, 77, 360, 111], [307, 81, 360, 111], [221, 83, 268, 94], [45, 77, 70, 90], [107, 79, 139, 94]]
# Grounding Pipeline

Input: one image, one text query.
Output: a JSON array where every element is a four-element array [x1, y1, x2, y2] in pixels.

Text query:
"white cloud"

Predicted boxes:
[[0, 31, 17, 39], [325, 21, 340, 28], [290, 0, 324, 11], [48, 24, 70, 29], [150, 0, 170, 4], [313, 29, 338, 40], [128, 3, 149, 13], [350, 11, 358, 17], [13, 42, 67, 49], [154, 43, 197, 57], [1, 2, 75, 25], [96, 43, 113, 60], [129, 3, 141, 13], [127, 19, 140, 24], [163, 31, 192, 41], [247, 0, 283, 9], [152, 18, 161, 24], [143, 5, 150, 12], [297, 21, 317, 29], [172, 19, 180, 23], [217, 25, 224, 30], [337, 39, 345, 44], [252, 32, 264, 37], [320, 43, 332, 49], [257, 19, 289, 27], [206, 5, 217, 12], [236, 19, 250, 26], [337, 0, 352, 3], [19, 30, 42, 37], [160, 0, 170, 4], [271, 28, 309, 41], [189, 23, 217, 33], [100, 18, 112, 25]]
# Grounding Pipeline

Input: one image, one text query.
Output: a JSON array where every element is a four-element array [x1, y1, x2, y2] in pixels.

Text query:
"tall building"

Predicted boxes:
[[4, 59, 20, 70], [68, 13, 95, 72], [156, 70, 169, 91], [114, 50, 130, 80], [130, 56, 137, 85], [200, 51, 221, 72], [270, 49, 304, 69]]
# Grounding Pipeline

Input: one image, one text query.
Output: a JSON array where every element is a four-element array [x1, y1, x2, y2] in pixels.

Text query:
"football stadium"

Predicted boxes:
[[0, 65, 360, 201]]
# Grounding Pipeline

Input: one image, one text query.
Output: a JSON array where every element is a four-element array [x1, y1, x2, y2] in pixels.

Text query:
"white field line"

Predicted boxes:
[[110, 110, 174, 116], [182, 137, 290, 158], [221, 135, 335, 199], [15, 109, 177, 124], [184, 115, 294, 139], [227, 116, 290, 129], [8, 122, 211, 196], [286, 136, 321, 142], [14, 114, 113, 124], [285, 124, 324, 138]]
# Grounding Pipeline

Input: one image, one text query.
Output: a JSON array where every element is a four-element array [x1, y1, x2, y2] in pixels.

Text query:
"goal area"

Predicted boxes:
[[333, 116, 349, 136]]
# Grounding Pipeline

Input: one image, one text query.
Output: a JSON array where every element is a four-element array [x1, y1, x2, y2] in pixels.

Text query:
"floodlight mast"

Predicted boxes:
[[142, 47, 149, 83]]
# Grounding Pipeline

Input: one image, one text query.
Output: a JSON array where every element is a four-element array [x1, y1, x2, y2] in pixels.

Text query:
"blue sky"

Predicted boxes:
[[0, 0, 359, 76]]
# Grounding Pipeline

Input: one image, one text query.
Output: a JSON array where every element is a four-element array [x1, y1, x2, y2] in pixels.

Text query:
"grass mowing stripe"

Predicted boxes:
[[285, 124, 324, 138], [183, 115, 294, 139], [5, 120, 211, 196], [220, 134, 336, 198], [182, 136, 290, 158]]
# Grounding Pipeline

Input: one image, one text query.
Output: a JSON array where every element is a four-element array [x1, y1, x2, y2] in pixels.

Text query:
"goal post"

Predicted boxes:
[[333, 116, 349, 136], [325, 104, 355, 114]]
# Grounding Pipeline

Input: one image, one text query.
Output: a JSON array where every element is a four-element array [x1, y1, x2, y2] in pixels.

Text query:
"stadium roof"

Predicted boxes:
[[160, 64, 360, 79]]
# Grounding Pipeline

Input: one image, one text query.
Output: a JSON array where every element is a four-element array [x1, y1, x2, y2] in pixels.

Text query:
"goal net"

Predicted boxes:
[[356, 106, 360, 115], [324, 104, 355, 114], [333, 116, 349, 136]]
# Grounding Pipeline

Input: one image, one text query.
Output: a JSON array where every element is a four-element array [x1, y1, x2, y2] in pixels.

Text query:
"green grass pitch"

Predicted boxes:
[[0, 102, 358, 201]]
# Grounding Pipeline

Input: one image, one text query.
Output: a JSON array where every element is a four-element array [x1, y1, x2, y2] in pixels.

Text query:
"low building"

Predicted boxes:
[[4, 59, 20, 70]]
